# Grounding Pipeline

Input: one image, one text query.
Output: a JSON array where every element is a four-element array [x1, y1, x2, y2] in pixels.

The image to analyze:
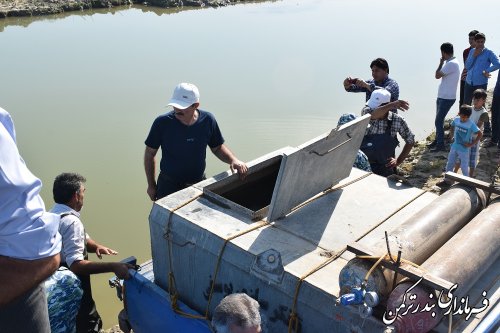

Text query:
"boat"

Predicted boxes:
[[110, 114, 500, 333]]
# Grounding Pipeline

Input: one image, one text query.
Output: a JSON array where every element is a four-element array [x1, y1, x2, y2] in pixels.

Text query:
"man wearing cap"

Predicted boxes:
[[344, 58, 400, 112], [360, 89, 414, 176], [144, 83, 248, 200]]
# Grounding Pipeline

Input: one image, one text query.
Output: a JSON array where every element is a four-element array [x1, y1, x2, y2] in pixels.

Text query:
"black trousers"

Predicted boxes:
[[75, 274, 102, 333], [156, 172, 205, 200]]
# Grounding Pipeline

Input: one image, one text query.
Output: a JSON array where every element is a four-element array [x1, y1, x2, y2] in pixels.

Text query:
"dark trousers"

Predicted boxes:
[[491, 91, 500, 144], [156, 172, 205, 200], [370, 163, 396, 177], [76, 274, 102, 333], [463, 82, 487, 105], [0, 284, 50, 333], [459, 79, 465, 109]]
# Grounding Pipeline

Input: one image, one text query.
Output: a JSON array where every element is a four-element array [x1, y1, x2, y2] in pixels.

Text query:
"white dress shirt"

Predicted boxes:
[[0, 108, 61, 259]]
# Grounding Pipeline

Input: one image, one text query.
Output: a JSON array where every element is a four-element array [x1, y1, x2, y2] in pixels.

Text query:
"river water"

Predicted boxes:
[[1, 0, 499, 327]]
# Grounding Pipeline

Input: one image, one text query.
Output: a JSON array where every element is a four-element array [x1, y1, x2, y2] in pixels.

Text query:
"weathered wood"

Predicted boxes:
[[444, 171, 500, 195]]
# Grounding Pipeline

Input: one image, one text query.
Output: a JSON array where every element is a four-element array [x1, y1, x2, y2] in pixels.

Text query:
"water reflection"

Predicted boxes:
[[0, 1, 275, 32]]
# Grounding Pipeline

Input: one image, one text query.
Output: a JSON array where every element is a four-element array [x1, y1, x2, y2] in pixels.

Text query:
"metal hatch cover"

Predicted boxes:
[[266, 114, 371, 222]]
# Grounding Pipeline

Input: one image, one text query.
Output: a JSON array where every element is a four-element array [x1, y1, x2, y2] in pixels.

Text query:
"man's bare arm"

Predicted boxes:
[[370, 100, 409, 120], [69, 260, 132, 280], [144, 146, 158, 201], [435, 58, 445, 79], [86, 238, 118, 259], [211, 144, 248, 179], [0, 254, 60, 308]]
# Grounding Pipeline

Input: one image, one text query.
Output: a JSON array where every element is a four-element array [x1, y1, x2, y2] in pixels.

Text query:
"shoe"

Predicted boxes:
[[427, 140, 437, 148], [430, 145, 447, 152], [483, 139, 498, 148]]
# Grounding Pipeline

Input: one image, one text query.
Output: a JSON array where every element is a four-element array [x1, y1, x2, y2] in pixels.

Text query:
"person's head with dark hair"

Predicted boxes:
[[468, 30, 479, 37], [474, 32, 486, 41], [440, 42, 454, 57], [472, 89, 487, 110], [53, 173, 86, 211], [370, 58, 390, 83], [459, 104, 473, 119], [468, 30, 479, 48], [212, 293, 262, 333], [472, 89, 487, 101]]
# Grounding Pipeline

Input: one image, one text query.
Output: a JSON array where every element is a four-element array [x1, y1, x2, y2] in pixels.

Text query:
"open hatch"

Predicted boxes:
[[203, 114, 371, 221]]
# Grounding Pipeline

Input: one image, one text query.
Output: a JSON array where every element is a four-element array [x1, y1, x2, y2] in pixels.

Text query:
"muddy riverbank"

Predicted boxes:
[[0, 0, 251, 18]]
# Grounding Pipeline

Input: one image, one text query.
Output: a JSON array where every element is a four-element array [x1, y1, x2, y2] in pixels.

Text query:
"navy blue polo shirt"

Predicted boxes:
[[145, 110, 224, 183]]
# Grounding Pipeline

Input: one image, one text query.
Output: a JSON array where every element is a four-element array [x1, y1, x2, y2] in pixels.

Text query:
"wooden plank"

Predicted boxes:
[[346, 242, 455, 292], [444, 171, 500, 195]]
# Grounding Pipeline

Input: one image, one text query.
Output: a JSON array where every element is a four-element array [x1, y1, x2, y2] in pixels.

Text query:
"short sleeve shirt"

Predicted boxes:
[[438, 57, 460, 100], [145, 109, 224, 183], [452, 117, 480, 152]]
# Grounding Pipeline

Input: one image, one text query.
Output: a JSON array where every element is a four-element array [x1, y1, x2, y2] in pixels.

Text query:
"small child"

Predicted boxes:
[[441, 105, 482, 184], [468, 89, 489, 177]]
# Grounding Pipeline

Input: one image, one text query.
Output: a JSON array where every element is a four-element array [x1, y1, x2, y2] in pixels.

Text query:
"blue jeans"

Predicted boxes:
[[435, 98, 456, 146], [446, 147, 470, 177]]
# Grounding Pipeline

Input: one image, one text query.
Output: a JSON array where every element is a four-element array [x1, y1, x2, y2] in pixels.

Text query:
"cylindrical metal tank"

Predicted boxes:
[[385, 197, 500, 333], [339, 185, 485, 298]]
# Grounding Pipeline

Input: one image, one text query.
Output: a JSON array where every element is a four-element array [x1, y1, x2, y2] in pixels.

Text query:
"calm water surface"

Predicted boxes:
[[1, 0, 499, 326]]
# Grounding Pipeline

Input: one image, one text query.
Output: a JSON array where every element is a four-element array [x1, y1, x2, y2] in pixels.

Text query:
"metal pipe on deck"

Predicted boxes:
[[385, 197, 500, 333], [339, 185, 485, 299]]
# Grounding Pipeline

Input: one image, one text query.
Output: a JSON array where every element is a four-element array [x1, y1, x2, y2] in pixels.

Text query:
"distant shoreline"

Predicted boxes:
[[0, 0, 252, 18]]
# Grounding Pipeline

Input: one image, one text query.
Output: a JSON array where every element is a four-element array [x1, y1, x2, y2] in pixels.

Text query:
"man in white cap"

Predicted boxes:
[[360, 89, 415, 176], [144, 83, 248, 200]]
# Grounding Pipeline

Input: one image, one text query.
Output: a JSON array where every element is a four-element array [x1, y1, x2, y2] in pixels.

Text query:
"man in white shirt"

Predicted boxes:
[[50, 172, 132, 333], [0, 107, 62, 332], [429, 43, 461, 152]]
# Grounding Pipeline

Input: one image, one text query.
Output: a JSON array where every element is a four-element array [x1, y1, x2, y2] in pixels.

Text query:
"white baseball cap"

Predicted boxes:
[[366, 89, 391, 109], [167, 83, 200, 109]]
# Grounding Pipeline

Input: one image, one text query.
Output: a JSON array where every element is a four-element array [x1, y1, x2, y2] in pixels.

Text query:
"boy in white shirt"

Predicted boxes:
[[468, 89, 489, 177]]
